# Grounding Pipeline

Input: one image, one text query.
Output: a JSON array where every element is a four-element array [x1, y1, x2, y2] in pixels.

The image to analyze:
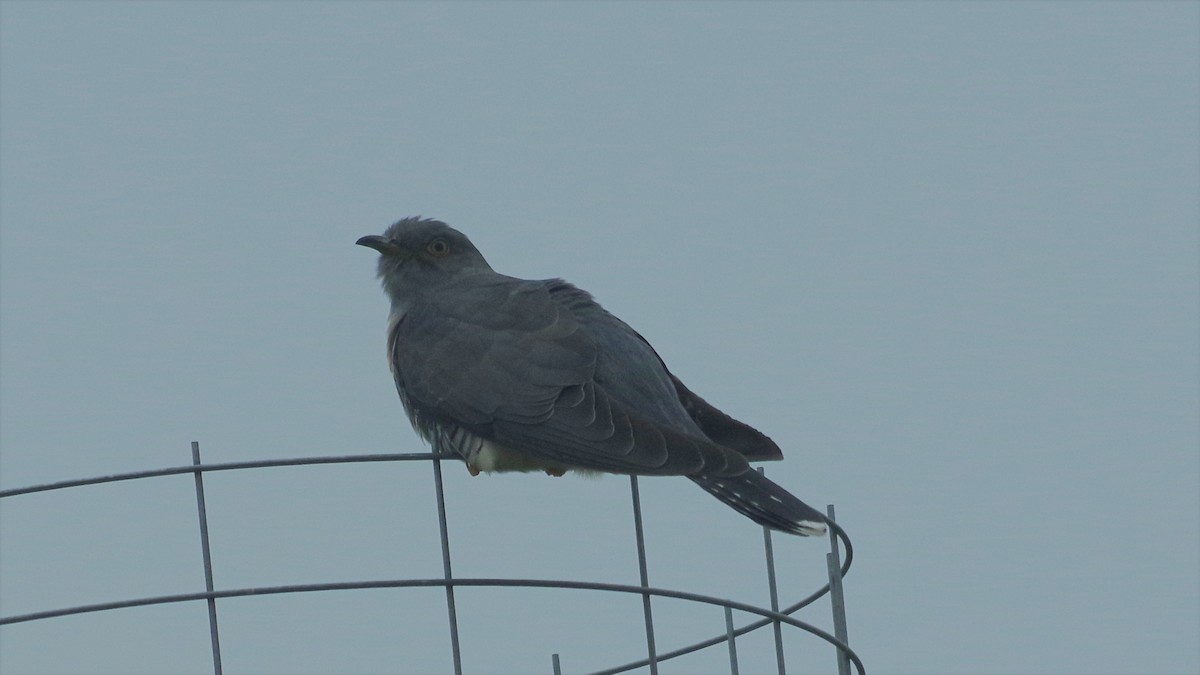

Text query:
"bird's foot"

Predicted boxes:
[[543, 467, 567, 477]]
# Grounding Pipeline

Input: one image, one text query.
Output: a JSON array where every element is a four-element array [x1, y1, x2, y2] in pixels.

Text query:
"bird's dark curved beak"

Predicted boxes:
[[356, 235, 404, 256]]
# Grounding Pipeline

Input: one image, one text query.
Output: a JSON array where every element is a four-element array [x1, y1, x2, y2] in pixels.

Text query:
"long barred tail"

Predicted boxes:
[[690, 470, 828, 536]]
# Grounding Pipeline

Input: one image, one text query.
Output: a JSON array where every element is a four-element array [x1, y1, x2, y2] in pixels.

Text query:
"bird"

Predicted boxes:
[[357, 217, 828, 536]]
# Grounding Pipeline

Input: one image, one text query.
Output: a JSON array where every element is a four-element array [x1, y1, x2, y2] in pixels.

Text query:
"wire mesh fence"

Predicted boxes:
[[0, 442, 862, 674]]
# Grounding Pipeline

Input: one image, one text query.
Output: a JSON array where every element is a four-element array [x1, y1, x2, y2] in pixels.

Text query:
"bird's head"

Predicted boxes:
[[357, 217, 494, 311]]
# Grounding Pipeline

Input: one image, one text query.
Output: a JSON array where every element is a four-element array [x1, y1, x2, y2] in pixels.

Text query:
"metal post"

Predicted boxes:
[[190, 442, 223, 675], [760, 468, 786, 675], [551, 652, 562, 675], [826, 504, 851, 675], [431, 446, 463, 675], [724, 606, 740, 675], [629, 476, 659, 675]]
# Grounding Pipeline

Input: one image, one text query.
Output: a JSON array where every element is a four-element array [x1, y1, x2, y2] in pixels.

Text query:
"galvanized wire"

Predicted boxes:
[[430, 443, 464, 675], [629, 475, 659, 675], [190, 442, 223, 675], [0, 453, 439, 498], [589, 502, 855, 675], [827, 503, 853, 675], [0, 578, 863, 674], [0, 448, 861, 674]]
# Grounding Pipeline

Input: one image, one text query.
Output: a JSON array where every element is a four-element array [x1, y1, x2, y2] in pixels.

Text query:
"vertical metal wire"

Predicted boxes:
[[190, 442, 223, 675], [0, 450, 867, 674], [431, 446, 463, 675], [826, 504, 851, 675], [628, 476, 659, 675], [724, 606, 740, 675], [759, 469, 786, 675]]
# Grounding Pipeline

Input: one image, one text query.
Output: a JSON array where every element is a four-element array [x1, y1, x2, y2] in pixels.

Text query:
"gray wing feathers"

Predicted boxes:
[[669, 374, 784, 462], [390, 277, 749, 476], [493, 380, 745, 476]]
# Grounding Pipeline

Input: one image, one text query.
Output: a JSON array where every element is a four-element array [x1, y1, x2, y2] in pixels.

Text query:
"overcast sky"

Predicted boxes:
[[1, 3, 1197, 674]]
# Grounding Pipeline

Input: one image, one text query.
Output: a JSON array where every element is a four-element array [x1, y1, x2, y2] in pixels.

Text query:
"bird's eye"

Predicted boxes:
[[425, 238, 450, 257]]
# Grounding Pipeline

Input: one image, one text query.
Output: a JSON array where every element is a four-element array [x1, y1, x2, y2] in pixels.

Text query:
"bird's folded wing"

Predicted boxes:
[[390, 279, 748, 477], [667, 373, 784, 462]]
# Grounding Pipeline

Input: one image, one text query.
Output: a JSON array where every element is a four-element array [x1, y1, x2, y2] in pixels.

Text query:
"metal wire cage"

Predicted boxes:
[[0, 442, 862, 674]]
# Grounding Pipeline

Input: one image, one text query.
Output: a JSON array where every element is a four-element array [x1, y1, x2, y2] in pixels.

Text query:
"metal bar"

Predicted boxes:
[[759, 469, 785, 675], [431, 447, 463, 675], [0, 577, 865, 674], [0, 451, 861, 675], [190, 442, 223, 675], [0, 453, 439, 498], [587, 518, 853, 675], [724, 606, 740, 675], [629, 476, 658, 675], [826, 505, 851, 675], [552, 652, 562, 675], [762, 523, 786, 675]]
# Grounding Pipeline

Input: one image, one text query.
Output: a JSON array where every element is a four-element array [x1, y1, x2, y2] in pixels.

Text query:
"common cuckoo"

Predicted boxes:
[[358, 217, 827, 536]]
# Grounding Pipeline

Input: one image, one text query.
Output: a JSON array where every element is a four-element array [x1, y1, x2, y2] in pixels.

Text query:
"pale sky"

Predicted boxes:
[[2, 3, 1198, 674]]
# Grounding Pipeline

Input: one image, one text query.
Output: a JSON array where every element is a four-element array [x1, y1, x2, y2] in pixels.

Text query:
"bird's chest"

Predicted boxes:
[[386, 314, 569, 477]]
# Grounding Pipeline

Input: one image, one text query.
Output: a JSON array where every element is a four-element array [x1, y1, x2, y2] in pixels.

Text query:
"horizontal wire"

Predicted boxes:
[[0, 577, 863, 675], [593, 519, 853, 675], [0, 453, 858, 673], [0, 453, 438, 498]]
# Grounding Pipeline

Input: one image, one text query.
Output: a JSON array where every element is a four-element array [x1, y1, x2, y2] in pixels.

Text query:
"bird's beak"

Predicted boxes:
[[356, 235, 406, 256]]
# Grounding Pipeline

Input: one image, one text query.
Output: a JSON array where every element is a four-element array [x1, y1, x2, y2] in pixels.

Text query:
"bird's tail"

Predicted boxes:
[[690, 471, 828, 536]]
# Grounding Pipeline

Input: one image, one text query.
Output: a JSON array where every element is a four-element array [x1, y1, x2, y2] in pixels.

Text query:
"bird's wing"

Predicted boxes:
[[548, 281, 785, 463], [666, 373, 784, 462], [390, 277, 748, 477]]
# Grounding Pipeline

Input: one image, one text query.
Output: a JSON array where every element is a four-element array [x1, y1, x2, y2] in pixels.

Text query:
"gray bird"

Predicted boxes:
[[358, 217, 828, 536]]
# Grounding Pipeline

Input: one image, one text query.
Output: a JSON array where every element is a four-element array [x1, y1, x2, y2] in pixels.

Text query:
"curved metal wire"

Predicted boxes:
[[0, 453, 438, 498], [0, 452, 859, 673], [0, 578, 863, 674], [595, 518, 853, 675]]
